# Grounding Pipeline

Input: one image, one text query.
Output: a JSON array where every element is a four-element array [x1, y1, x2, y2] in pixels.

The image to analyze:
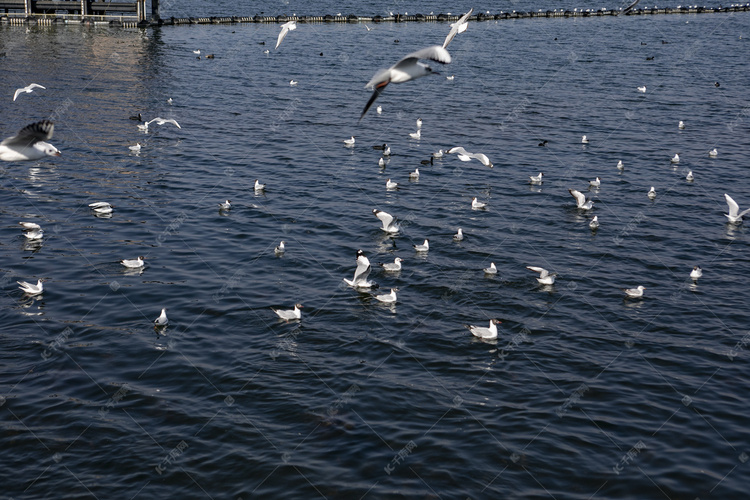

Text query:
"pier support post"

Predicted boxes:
[[24, 0, 31, 16], [151, 0, 159, 21]]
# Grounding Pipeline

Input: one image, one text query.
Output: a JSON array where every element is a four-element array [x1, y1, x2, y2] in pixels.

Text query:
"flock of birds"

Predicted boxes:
[[4, 8, 750, 340]]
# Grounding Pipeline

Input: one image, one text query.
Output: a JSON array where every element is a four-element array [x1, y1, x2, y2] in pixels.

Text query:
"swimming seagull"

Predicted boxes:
[[637, 86, 646, 92], [272, 303, 303, 321], [254, 179, 266, 192], [129, 143, 141, 152], [527, 266, 556, 285], [453, 228, 464, 241], [686, 171, 694, 182], [432, 149, 444, 159], [13, 83, 46, 101], [23, 228, 43, 240], [378, 157, 386, 168], [690, 266, 702, 280], [121, 256, 145, 268], [409, 168, 420, 180], [0, 120, 60, 161], [446, 75, 455, 80], [708, 148, 718, 157], [386, 178, 398, 190], [623, 285, 645, 298], [484, 262, 497, 275], [374, 288, 398, 304], [19, 221, 42, 230], [148, 117, 182, 129], [589, 177, 601, 188], [376, 105, 383, 114], [569, 189, 594, 210], [413, 239, 429, 252], [343, 249, 375, 288], [275, 241, 285, 255], [589, 216, 599, 229], [581, 135, 589, 144], [416, 117, 422, 129], [409, 129, 421, 139], [529, 172, 543, 184], [275, 20, 297, 50], [670, 153, 680, 163], [447, 146, 493, 167], [442, 8, 473, 48], [218, 200, 231, 210], [466, 319, 501, 340], [471, 197, 487, 210], [379, 257, 403, 272], [724, 193, 750, 223], [373, 209, 400, 233], [359, 45, 451, 121], [383, 144, 391, 156], [344, 136, 355, 146], [17, 279, 43, 295], [678, 120, 685, 129], [154, 308, 168, 326], [617, 160, 624, 170], [289, 80, 298, 86], [648, 186, 657, 199], [89, 201, 113, 214]]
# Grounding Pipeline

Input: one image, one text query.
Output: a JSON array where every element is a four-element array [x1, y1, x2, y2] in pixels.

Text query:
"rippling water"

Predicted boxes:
[[2, 9, 750, 499]]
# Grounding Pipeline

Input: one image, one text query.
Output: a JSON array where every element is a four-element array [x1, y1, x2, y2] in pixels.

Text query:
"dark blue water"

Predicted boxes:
[[2, 9, 750, 499]]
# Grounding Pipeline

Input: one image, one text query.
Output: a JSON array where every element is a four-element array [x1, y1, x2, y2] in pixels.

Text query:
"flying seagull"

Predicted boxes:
[[276, 20, 297, 49], [442, 8, 473, 48], [0, 120, 60, 161]]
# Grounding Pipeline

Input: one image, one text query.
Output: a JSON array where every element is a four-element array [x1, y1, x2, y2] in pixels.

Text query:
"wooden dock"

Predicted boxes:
[[0, 1, 748, 28]]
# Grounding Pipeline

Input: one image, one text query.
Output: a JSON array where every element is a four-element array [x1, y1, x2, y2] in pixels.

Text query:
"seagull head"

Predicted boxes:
[[39, 143, 61, 157]]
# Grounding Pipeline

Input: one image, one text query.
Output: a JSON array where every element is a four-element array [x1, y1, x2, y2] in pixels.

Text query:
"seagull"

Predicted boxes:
[[121, 256, 145, 268], [671, 153, 680, 163], [446, 75, 455, 80], [129, 143, 141, 152], [167, 98, 173, 105], [581, 135, 589, 144], [0, 120, 60, 161], [416, 117, 423, 129], [447, 146, 493, 167], [13, 83, 45, 101], [529, 172, 543, 184], [365, 24, 373, 31], [678, 120, 685, 129], [289, 80, 298, 86], [569, 189, 594, 210], [484, 262, 497, 275], [383, 144, 391, 156], [409, 168, 420, 180], [409, 129, 421, 139], [376, 105, 383, 114], [589, 177, 601, 188], [343, 249, 375, 288], [359, 45, 451, 121], [343, 136, 355, 146], [276, 20, 297, 50], [466, 319, 501, 340], [453, 228, 464, 241], [272, 303, 303, 321], [413, 239, 429, 252], [637, 85, 646, 93], [23, 227, 44, 240], [708, 148, 718, 157], [526, 266, 555, 285], [89, 201, 113, 214], [379, 257, 403, 272], [254, 179, 266, 192], [432, 149, 444, 159], [617, 160, 624, 170], [373, 209, 400, 233], [374, 288, 398, 304], [19, 221, 42, 230], [724, 193, 750, 223], [275, 241, 285, 255], [17, 279, 43, 295], [589, 216, 599, 229], [193, 49, 201, 54], [378, 157, 386, 168], [690, 266, 702, 280], [648, 186, 657, 200], [386, 178, 398, 190], [686, 171, 694, 182], [623, 285, 646, 298], [218, 200, 231, 210], [471, 197, 487, 209], [154, 308, 168, 326], [147, 117, 182, 129], [442, 8, 473, 48]]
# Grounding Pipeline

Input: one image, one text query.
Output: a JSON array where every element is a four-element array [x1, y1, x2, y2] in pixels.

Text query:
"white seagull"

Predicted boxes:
[[378, 157, 386, 168], [708, 148, 718, 157], [379, 257, 403, 272], [255, 179, 266, 192], [289, 80, 298, 86], [686, 171, 694, 182], [589, 177, 601, 188], [690, 266, 702, 280], [129, 143, 141, 152], [409, 129, 421, 140], [272, 303, 303, 321], [589, 216, 599, 229], [432, 149, 444, 159], [471, 197, 487, 210], [447, 146, 493, 167], [17, 279, 44, 295], [637, 85, 646, 93], [276, 20, 297, 50], [581, 135, 589, 144], [374, 288, 398, 304], [409, 168, 420, 180], [386, 178, 398, 190], [121, 256, 145, 268], [466, 318, 501, 340], [623, 285, 645, 298], [442, 8, 473, 48], [19, 221, 42, 230], [529, 172, 543, 184], [343, 249, 375, 288], [376, 105, 383, 114], [484, 262, 497, 275], [617, 160, 624, 170], [89, 201, 113, 214], [416, 117, 423, 129], [569, 189, 594, 210], [678, 120, 686, 129], [154, 308, 168, 326], [648, 186, 657, 200], [527, 266, 555, 285], [373, 209, 400, 233], [670, 153, 680, 163], [275, 241, 286, 255], [453, 228, 464, 241], [413, 239, 429, 252], [13, 83, 46, 101], [359, 45, 451, 121], [383, 144, 391, 156], [146, 117, 182, 130], [0, 120, 60, 161], [343, 136, 355, 146], [218, 200, 231, 210], [724, 193, 750, 223], [23, 228, 44, 240]]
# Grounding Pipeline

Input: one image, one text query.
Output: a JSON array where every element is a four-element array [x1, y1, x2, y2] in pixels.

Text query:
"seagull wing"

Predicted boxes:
[[2, 120, 54, 146], [725, 194, 739, 218], [471, 153, 493, 167], [352, 254, 372, 285], [395, 45, 452, 68], [442, 8, 473, 48], [12, 88, 23, 101], [275, 21, 296, 49], [375, 210, 395, 230], [526, 266, 547, 275], [360, 77, 389, 122], [447, 146, 469, 156], [620, 0, 641, 14], [569, 189, 586, 208]]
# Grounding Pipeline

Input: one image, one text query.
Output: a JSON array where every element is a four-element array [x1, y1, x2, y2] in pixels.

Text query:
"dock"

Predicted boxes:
[[0, 1, 748, 28]]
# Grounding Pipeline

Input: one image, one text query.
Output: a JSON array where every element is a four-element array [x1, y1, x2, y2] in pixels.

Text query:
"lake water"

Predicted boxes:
[[1, 7, 749, 499]]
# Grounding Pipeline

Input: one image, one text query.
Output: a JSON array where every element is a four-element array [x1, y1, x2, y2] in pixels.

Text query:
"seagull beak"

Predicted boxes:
[[54, 151, 62, 156]]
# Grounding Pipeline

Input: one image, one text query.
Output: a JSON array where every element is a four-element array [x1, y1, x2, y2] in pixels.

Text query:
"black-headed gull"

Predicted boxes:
[[637, 86, 646, 93], [386, 178, 398, 190], [154, 308, 168, 326], [617, 160, 624, 170], [483, 262, 497, 275], [708, 148, 718, 157], [413, 239, 429, 252], [409, 168, 420, 180], [276, 20, 297, 50], [569, 189, 593, 210], [218, 200, 231, 210], [623, 285, 645, 298], [275, 241, 285, 255], [678, 120, 685, 129], [374, 288, 398, 304], [373, 209, 399, 233], [453, 228, 464, 241], [272, 303, 303, 321], [581, 135, 589, 144], [13, 83, 45, 101], [471, 197, 487, 210], [17, 279, 43, 295], [23, 227, 44, 240], [19, 221, 42, 230], [466, 319, 501, 340], [379, 257, 403, 272], [529, 172, 543, 184], [409, 129, 421, 139], [686, 171, 694, 182], [89, 201, 113, 214], [416, 117, 422, 129], [121, 256, 145, 268], [690, 266, 702, 280], [255, 179, 266, 192], [527, 266, 555, 285], [447, 146, 493, 168], [360, 45, 451, 121], [670, 153, 680, 163], [0, 120, 60, 161], [343, 136, 355, 146], [648, 187, 656, 200], [589, 216, 599, 229], [724, 193, 750, 223], [129, 143, 141, 153], [589, 177, 601, 188], [442, 8, 473, 48], [343, 249, 375, 288]]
